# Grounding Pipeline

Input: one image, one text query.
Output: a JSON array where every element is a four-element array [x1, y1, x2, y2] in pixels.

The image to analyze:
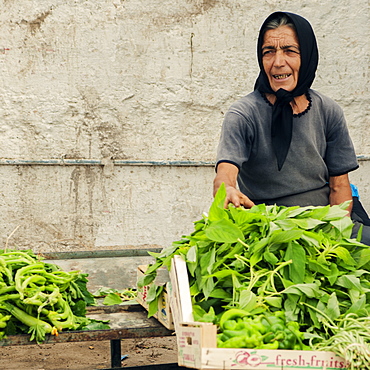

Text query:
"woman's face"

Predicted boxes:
[[262, 25, 301, 92]]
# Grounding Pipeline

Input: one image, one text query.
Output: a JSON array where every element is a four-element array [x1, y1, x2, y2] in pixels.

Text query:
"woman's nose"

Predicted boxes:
[[273, 50, 286, 67]]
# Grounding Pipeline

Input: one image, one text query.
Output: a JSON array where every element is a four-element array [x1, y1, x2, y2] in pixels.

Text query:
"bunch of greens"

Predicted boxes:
[[139, 183, 370, 355], [0, 249, 109, 343], [312, 314, 370, 369]]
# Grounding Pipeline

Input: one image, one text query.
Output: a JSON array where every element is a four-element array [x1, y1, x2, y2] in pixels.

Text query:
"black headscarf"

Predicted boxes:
[[254, 12, 319, 171]]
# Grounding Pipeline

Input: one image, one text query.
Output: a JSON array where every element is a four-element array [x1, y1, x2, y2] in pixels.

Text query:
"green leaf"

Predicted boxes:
[[264, 250, 279, 265], [249, 238, 269, 267], [103, 293, 122, 306], [286, 206, 314, 218], [268, 229, 303, 245], [307, 259, 332, 275], [356, 223, 363, 242], [301, 231, 323, 248], [189, 282, 200, 297], [232, 209, 261, 229], [201, 307, 216, 323], [210, 269, 245, 280], [200, 247, 216, 275], [146, 283, 159, 302], [208, 288, 231, 299], [345, 294, 366, 315], [325, 293, 340, 320], [137, 272, 156, 288], [331, 246, 357, 266], [145, 261, 164, 275], [208, 183, 227, 222], [303, 205, 330, 220], [202, 277, 215, 299], [283, 283, 322, 298], [205, 219, 244, 243], [238, 290, 257, 311], [147, 285, 164, 317], [336, 274, 364, 292], [83, 320, 110, 330], [297, 218, 325, 230], [355, 247, 370, 268], [264, 296, 282, 308], [329, 218, 354, 238], [327, 263, 340, 285], [231, 273, 242, 290], [148, 296, 159, 317], [72, 299, 87, 317], [322, 205, 349, 221], [283, 294, 299, 321], [187, 245, 197, 262], [192, 305, 207, 321], [285, 242, 306, 284]]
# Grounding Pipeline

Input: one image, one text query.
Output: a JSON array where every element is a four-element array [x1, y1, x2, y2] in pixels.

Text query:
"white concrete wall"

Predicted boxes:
[[0, 0, 369, 252]]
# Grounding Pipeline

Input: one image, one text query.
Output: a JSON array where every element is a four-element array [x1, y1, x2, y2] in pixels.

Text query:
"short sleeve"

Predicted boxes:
[[216, 109, 255, 171], [324, 103, 358, 176]]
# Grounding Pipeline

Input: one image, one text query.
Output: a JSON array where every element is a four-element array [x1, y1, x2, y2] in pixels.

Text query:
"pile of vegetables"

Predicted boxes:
[[138, 183, 370, 368], [0, 249, 109, 343], [217, 308, 307, 350]]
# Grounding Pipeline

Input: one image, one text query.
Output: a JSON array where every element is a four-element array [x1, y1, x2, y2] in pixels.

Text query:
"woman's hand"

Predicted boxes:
[[224, 185, 255, 209], [213, 162, 255, 209]]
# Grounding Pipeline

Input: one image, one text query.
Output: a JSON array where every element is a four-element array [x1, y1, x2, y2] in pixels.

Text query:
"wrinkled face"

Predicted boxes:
[[262, 25, 301, 92]]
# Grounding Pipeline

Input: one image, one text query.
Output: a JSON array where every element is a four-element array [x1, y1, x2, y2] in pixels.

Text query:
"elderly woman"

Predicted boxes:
[[213, 11, 370, 244]]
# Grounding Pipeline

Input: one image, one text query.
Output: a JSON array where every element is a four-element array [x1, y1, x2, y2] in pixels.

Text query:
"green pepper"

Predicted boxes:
[[223, 329, 253, 340], [219, 333, 263, 348], [248, 320, 268, 334], [217, 333, 229, 342], [294, 343, 311, 351], [263, 332, 276, 344], [222, 319, 238, 330], [259, 340, 279, 349], [244, 333, 264, 348], [277, 329, 296, 349], [218, 335, 248, 348], [219, 308, 250, 330]]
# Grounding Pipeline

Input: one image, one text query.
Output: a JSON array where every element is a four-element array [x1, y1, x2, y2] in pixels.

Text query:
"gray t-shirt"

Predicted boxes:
[[216, 89, 359, 206]]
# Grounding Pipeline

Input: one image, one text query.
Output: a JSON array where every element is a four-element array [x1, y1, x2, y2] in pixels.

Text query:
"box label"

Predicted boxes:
[[201, 348, 347, 369]]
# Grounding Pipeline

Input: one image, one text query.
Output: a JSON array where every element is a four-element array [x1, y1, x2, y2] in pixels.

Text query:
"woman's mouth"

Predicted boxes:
[[273, 74, 291, 79]]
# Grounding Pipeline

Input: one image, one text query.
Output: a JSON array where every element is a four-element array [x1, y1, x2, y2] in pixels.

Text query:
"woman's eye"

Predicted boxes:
[[286, 49, 300, 55]]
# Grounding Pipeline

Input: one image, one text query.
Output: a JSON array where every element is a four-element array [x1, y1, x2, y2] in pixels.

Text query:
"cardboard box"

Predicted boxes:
[[168, 255, 347, 370], [136, 265, 174, 330]]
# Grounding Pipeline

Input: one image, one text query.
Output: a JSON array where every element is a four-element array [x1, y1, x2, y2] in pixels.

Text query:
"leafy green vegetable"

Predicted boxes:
[[0, 249, 110, 343], [103, 293, 124, 306], [143, 183, 370, 353]]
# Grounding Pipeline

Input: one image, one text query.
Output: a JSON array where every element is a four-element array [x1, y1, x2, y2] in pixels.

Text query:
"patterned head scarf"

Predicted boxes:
[[254, 12, 319, 170]]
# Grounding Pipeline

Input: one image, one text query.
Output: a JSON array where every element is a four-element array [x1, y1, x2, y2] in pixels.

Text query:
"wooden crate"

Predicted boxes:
[[168, 255, 347, 370], [136, 265, 175, 330]]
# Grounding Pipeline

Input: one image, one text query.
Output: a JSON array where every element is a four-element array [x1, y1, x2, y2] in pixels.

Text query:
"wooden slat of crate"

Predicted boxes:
[[169, 255, 194, 332]]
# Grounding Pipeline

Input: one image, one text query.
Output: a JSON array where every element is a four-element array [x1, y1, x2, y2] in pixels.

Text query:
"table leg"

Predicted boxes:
[[110, 339, 122, 368]]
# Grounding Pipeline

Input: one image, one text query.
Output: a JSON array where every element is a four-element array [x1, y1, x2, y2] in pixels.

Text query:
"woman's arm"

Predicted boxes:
[[329, 173, 353, 215], [213, 162, 255, 208]]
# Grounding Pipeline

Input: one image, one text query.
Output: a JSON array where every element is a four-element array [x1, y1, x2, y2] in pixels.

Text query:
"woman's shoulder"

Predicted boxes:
[[309, 89, 345, 120], [309, 89, 343, 110], [228, 90, 268, 114]]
